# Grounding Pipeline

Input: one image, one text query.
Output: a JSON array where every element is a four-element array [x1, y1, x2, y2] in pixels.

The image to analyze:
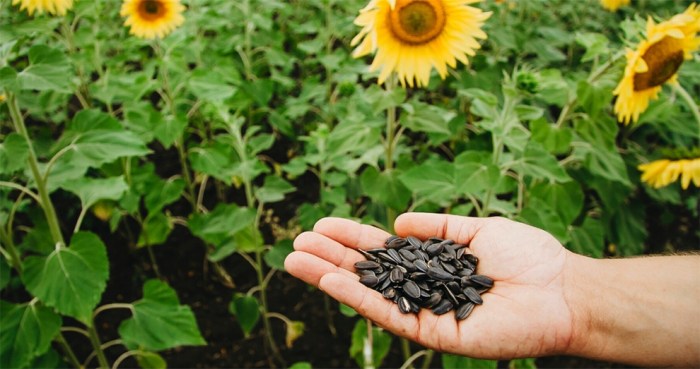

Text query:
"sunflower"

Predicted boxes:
[[351, 0, 491, 87], [599, 0, 630, 12], [11, 0, 73, 15], [613, 4, 700, 124], [639, 157, 700, 190], [120, 0, 185, 40]]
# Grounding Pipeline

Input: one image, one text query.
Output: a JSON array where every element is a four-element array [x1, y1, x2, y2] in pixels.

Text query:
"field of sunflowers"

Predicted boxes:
[[1, 0, 698, 368]]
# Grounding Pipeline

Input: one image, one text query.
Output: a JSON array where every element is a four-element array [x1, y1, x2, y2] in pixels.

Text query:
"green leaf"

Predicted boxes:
[[154, 114, 188, 149], [0, 133, 29, 174], [0, 261, 9, 291], [232, 225, 265, 253], [511, 141, 570, 182], [339, 303, 358, 318], [399, 159, 457, 206], [264, 239, 294, 271], [0, 301, 62, 369], [60, 176, 128, 210], [255, 175, 295, 203], [241, 79, 274, 106], [67, 109, 122, 132], [360, 166, 411, 210], [400, 102, 454, 135], [135, 351, 167, 369], [509, 358, 538, 369], [55, 130, 151, 169], [454, 151, 501, 197], [137, 213, 173, 247], [119, 279, 206, 351], [18, 45, 73, 92], [575, 32, 609, 63], [188, 142, 237, 184], [188, 204, 257, 246], [188, 69, 237, 103], [350, 319, 392, 369], [530, 119, 572, 155], [441, 353, 497, 369], [568, 217, 604, 258], [27, 348, 61, 369], [22, 232, 109, 324], [143, 178, 184, 214], [0, 66, 18, 91], [529, 181, 583, 227], [289, 362, 312, 369], [606, 202, 647, 256], [518, 198, 570, 243], [229, 293, 260, 338]]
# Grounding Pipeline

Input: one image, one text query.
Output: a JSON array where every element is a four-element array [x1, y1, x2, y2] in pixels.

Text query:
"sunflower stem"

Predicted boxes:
[[672, 83, 700, 136], [6, 93, 65, 248], [383, 76, 399, 231], [55, 333, 82, 369]]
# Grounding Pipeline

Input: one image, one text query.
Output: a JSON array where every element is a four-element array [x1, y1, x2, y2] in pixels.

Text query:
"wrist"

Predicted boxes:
[[560, 253, 603, 358]]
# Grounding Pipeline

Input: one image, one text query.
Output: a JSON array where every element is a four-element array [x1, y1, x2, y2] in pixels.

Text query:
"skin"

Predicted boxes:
[[285, 213, 700, 367]]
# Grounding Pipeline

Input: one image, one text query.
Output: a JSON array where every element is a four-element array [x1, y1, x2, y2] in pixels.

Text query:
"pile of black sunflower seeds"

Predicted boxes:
[[354, 235, 493, 320]]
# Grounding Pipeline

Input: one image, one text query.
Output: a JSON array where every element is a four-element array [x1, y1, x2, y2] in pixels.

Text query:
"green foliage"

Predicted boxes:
[[119, 280, 206, 351], [0, 0, 697, 367], [0, 301, 62, 369], [229, 293, 261, 338], [350, 319, 393, 369], [441, 353, 497, 369], [21, 232, 109, 324]]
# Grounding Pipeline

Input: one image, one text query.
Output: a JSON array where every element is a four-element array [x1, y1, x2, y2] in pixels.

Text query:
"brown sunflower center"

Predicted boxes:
[[138, 0, 165, 21], [388, 0, 446, 45], [633, 36, 685, 91]]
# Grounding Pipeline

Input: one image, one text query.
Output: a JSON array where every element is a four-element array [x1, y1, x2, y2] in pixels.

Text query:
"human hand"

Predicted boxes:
[[285, 213, 577, 359]]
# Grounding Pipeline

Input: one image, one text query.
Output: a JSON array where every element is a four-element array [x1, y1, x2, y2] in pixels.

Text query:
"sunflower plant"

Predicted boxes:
[[0, 0, 698, 368]]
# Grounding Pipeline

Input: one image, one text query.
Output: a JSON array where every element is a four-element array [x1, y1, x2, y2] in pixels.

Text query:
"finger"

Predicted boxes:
[[395, 212, 483, 244], [313, 217, 391, 250], [284, 251, 358, 287], [293, 231, 366, 271], [318, 272, 419, 338]]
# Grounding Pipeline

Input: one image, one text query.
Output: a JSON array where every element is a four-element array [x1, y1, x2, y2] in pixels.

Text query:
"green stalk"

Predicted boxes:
[[7, 93, 65, 247], [255, 249, 283, 366], [0, 226, 21, 273], [420, 350, 434, 369], [87, 321, 109, 369], [400, 338, 414, 369], [384, 77, 398, 231], [55, 333, 82, 369], [672, 83, 700, 134]]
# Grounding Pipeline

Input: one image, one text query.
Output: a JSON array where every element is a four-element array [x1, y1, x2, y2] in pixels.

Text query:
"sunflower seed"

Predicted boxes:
[[469, 274, 494, 288], [398, 296, 412, 314], [463, 286, 483, 304], [360, 274, 379, 287], [403, 280, 421, 299], [355, 260, 381, 270], [390, 268, 404, 283], [455, 302, 475, 320]]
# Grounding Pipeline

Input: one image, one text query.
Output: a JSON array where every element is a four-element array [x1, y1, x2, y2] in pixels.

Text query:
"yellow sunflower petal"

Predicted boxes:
[[11, 0, 73, 15], [599, 0, 630, 12], [352, 0, 491, 87], [121, 0, 185, 40]]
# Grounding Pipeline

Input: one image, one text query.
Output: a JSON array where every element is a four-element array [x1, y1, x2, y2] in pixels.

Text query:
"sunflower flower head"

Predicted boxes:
[[613, 3, 700, 124], [639, 156, 700, 190], [599, 0, 630, 12], [351, 0, 491, 87], [120, 0, 185, 40], [11, 0, 73, 16]]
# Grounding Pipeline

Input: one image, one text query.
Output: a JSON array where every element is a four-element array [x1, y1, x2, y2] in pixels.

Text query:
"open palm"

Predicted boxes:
[[285, 213, 576, 359]]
